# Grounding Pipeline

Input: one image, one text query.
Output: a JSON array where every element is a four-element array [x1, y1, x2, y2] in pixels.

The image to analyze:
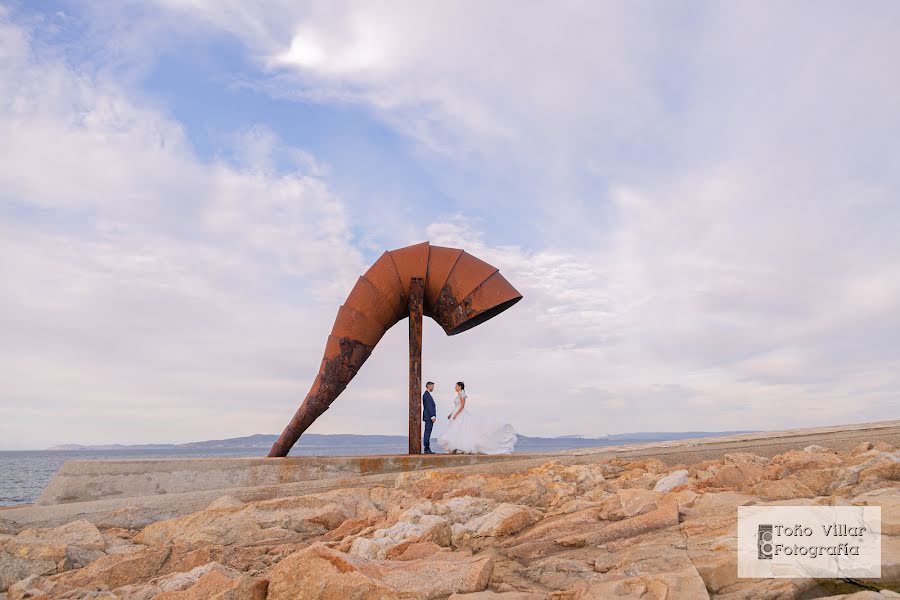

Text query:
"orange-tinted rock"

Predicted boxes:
[[266, 543, 492, 600], [154, 569, 267, 600], [556, 498, 679, 547], [52, 546, 170, 589]]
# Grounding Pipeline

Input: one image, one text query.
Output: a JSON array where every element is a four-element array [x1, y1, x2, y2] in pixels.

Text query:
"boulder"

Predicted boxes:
[[349, 514, 452, 560], [0, 537, 67, 592], [501, 505, 609, 550], [266, 543, 493, 600], [556, 497, 679, 547], [772, 448, 844, 472], [617, 489, 661, 517], [63, 545, 106, 570], [107, 562, 246, 600], [438, 497, 500, 523], [155, 562, 241, 593], [0, 552, 58, 593], [134, 495, 349, 546], [852, 442, 875, 455], [154, 569, 267, 600], [452, 503, 543, 544], [449, 592, 547, 599], [391, 542, 446, 561], [6, 574, 61, 599], [690, 551, 735, 593], [17, 519, 106, 552], [653, 470, 688, 493], [548, 564, 709, 599], [0, 536, 67, 565], [808, 593, 900, 599], [749, 477, 816, 500], [851, 487, 900, 535], [858, 455, 900, 484], [52, 545, 170, 589]]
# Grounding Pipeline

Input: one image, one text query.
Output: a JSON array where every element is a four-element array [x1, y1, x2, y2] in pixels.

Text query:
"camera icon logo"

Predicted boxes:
[[758, 524, 774, 559]]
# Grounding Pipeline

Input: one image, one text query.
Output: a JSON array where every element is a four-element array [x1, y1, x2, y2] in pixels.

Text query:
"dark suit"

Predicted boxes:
[[422, 390, 436, 452]]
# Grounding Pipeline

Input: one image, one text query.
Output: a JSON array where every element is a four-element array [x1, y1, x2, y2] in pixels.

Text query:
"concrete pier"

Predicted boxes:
[[37, 452, 535, 506], [3, 419, 898, 533]]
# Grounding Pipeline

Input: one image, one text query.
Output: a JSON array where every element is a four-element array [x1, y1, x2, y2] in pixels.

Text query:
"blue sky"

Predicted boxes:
[[1, 1, 899, 449]]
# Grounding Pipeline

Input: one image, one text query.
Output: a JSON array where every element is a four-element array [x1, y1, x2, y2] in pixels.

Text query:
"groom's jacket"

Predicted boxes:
[[422, 391, 436, 421]]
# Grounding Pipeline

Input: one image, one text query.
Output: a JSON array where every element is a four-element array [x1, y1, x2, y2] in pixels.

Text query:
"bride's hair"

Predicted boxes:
[[456, 381, 465, 390]]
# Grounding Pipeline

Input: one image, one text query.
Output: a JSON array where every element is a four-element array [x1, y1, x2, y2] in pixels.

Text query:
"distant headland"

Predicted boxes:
[[45, 430, 752, 452]]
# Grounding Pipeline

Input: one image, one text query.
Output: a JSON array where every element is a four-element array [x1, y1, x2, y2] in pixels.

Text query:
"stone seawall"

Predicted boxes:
[[37, 453, 535, 505]]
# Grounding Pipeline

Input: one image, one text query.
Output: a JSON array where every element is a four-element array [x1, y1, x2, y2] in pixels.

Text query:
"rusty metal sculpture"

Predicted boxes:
[[268, 241, 523, 457]]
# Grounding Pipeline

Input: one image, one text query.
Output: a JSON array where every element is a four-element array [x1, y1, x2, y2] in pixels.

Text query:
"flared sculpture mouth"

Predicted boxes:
[[438, 268, 524, 335], [446, 295, 522, 335]]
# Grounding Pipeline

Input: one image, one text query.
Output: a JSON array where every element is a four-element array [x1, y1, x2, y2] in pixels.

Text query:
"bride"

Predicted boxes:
[[437, 381, 517, 454]]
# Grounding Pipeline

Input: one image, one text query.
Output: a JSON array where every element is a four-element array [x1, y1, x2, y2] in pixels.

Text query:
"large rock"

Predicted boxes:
[[396, 463, 607, 510], [6, 575, 76, 599], [154, 562, 241, 594], [452, 503, 543, 545], [749, 477, 816, 500], [52, 545, 171, 589], [17, 520, 106, 552], [154, 568, 267, 600], [266, 543, 493, 600], [0, 537, 67, 592], [500, 506, 611, 561], [0, 552, 58, 593], [134, 493, 354, 546], [349, 495, 544, 559], [616, 489, 661, 517], [449, 593, 547, 599], [852, 487, 900, 535], [556, 497, 679, 547], [349, 513, 452, 560], [693, 453, 770, 492], [438, 496, 499, 524], [549, 564, 710, 599], [653, 470, 688, 493]]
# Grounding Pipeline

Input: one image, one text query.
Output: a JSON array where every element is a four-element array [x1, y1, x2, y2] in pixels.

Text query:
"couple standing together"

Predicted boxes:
[[422, 381, 517, 454]]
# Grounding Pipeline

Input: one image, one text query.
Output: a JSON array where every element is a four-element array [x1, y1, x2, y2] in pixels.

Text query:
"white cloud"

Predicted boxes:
[[0, 11, 364, 448], [3, 2, 900, 447]]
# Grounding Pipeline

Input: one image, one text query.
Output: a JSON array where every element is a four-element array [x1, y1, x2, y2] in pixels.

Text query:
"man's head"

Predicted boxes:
[[426, 381, 434, 391]]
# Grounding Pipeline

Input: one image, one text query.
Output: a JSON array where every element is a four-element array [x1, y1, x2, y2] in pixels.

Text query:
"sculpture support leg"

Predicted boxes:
[[409, 277, 424, 455]]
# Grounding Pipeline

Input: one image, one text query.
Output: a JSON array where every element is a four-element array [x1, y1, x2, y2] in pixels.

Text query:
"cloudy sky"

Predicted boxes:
[[1, 2, 898, 450]]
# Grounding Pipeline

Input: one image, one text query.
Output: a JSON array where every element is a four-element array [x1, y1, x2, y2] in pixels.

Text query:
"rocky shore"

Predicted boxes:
[[1, 440, 898, 599]]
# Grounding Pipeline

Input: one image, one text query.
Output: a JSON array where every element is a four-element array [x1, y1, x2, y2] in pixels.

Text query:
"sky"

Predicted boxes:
[[1, 1, 898, 450]]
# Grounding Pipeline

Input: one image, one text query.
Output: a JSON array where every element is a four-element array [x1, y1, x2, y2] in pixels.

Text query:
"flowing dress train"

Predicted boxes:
[[437, 390, 517, 454]]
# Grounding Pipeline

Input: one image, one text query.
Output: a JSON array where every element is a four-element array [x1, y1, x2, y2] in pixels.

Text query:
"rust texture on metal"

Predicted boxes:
[[268, 241, 523, 457], [408, 278, 424, 455]]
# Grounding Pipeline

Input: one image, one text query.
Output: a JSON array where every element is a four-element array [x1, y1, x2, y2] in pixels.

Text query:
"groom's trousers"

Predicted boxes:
[[423, 419, 434, 452]]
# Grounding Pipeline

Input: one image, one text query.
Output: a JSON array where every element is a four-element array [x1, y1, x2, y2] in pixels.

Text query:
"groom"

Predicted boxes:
[[422, 381, 436, 454]]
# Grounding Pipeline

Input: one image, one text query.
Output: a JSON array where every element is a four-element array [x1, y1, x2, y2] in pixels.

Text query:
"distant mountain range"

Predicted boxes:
[[46, 430, 754, 452]]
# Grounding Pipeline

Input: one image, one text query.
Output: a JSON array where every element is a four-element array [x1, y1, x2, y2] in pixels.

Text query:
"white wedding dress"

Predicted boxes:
[[437, 390, 517, 454]]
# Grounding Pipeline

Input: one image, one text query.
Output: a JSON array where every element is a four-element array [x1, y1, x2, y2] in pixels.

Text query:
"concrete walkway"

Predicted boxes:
[[2, 419, 898, 532], [36, 451, 536, 505]]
